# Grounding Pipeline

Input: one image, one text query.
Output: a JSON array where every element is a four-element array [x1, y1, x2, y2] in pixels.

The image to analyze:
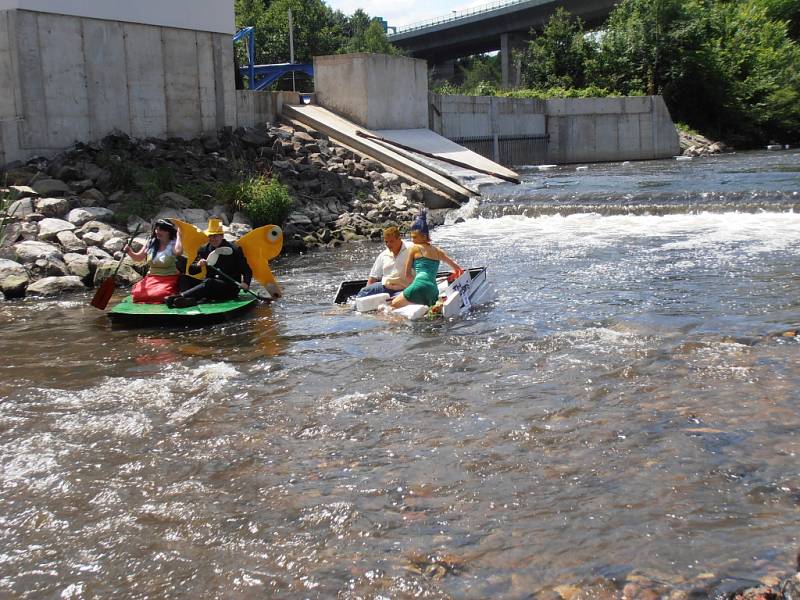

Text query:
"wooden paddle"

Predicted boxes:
[[90, 224, 142, 310], [206, 262, 273, 303]]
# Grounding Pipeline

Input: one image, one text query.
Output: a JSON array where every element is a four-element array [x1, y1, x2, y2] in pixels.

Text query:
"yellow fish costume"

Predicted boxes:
[[172, 219, 283, 297]]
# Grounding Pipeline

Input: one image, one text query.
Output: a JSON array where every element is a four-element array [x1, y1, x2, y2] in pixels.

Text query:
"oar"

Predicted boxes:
[[204, 248, 273, 303], [206, 264, 273, 303], [90, 224, 142, 310]]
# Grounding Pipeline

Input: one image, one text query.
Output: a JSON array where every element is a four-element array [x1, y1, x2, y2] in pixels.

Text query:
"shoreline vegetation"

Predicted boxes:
[[428, 0, 799, 149], [0, 124, 442, 300], [235, 0, 798, 147]]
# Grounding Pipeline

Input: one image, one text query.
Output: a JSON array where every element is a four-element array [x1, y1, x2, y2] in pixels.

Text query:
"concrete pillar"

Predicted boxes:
[[500, 32, 527, 88], [431, 59, 456, 84]]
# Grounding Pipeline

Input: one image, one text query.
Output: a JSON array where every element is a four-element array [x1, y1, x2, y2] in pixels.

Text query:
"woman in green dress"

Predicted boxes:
[[391, 211, 463, 309]]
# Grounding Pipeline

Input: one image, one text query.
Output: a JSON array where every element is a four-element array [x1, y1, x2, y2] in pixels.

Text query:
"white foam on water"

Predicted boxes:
[[432, 211, 800, 261], [319, 391, 370, 415], [0, 361, 243, 492]]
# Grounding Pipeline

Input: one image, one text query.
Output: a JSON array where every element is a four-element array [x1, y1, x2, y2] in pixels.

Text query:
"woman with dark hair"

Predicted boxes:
[[390, 210, 463, 309], [124, 218, 183, 303]]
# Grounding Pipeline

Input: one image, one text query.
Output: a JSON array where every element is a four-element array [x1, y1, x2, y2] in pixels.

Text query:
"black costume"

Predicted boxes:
[[174, 240, 252, 304]]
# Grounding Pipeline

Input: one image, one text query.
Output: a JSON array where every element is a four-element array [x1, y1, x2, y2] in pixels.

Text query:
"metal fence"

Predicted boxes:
[[391, 0, 531, 35], [452, 134, 549, 167]]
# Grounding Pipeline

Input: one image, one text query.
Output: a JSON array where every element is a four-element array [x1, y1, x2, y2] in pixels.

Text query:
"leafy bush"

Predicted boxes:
[[233, 176, 294, 227]]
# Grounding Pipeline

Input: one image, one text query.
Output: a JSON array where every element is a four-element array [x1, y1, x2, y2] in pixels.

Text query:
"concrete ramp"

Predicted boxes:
[[373, 128, 520, 188], [283, 103, 517, 206]]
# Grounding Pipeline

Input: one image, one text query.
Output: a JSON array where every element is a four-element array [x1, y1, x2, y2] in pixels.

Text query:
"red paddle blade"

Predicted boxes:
[[90, 277, 116, 310]]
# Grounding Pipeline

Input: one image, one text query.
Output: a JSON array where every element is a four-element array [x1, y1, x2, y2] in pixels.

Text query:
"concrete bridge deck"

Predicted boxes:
[[389, 0, 616, 60]]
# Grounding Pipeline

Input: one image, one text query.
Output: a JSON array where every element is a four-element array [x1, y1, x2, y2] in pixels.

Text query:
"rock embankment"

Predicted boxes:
[[0, 124, 441, 299], [679, 129, 727, 157]]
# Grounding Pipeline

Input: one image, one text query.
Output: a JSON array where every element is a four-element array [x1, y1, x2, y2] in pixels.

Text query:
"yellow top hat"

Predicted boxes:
[[204, 218, 224, 236]]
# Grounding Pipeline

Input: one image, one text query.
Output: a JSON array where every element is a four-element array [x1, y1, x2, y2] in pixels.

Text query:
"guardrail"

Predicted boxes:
[[390, 0, 530, 35]]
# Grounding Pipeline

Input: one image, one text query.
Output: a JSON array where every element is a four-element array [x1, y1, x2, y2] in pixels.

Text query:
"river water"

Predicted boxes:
[[1, 150, 799, 599]]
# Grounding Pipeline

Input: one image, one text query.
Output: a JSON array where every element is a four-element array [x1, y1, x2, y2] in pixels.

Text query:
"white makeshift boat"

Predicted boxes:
[[334, 267, 493, 320]]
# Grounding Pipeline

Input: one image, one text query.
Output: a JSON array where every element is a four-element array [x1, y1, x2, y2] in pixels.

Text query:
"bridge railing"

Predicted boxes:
[[391, 0, 531, 35]]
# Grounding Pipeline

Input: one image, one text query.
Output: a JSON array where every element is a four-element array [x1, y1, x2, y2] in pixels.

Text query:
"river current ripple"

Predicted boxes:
[[1, 150, 799, 598]]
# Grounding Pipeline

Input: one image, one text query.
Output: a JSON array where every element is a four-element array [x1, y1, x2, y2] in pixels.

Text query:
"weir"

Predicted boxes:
[[0, 0, 678, 204]]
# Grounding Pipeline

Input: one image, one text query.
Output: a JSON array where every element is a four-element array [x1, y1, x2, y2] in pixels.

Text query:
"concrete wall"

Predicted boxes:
[[0, 0, 234, 33], [0, 9, 237, 166], [546, 96, 679, 163], [235, 91, 307, 128], [430, 93, 546, 138], [431, 92, 680, 165], [314, 53, 428, 130]]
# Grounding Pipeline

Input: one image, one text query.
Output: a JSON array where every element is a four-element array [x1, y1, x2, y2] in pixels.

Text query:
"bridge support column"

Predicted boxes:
[[501, 32, 527, 88], [430, 59, 456, 83]]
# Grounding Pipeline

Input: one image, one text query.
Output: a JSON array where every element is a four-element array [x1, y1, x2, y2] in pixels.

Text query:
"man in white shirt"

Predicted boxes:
[[356, 226, 413, 298]]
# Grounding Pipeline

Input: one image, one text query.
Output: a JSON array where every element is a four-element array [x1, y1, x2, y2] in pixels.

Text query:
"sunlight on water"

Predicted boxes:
[[2, 152, 800, 598]]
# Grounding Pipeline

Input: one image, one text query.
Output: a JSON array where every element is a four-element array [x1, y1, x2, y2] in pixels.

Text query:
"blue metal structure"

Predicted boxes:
[[233, 27, 314, 91]]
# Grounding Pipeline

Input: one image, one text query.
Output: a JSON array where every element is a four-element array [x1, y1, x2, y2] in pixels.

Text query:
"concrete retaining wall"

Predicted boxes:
[[0, 0, 234, 34], [430, 94, 546, 138], [0, 9, 237, 166], [235, 91, 307, 129], [314, 53, 428, 130], [431, 92, 680, 165], [546, 96, 679, 163]]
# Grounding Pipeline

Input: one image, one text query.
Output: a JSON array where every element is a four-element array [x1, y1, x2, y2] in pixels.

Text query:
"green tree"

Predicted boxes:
[[459, 54, 501, 91], [711, 0, 800, 142], [591, 0, 728, 135], [519, 8, 595, 89], [592, 0, 712, 97], [259, 0, 341, 64], [345, 19, 400, 54], [758, 0, 800, 39]]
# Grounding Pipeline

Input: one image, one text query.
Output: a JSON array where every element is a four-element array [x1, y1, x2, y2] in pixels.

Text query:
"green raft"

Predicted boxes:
[[108, 293, 257, 327]]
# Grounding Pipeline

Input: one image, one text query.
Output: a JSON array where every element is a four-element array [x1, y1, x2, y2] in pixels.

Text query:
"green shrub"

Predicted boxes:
[[234, 176, 294, 228], [0, 185, 20, 247], [139, 166, 176, 200], [175, 181, 222, 209]]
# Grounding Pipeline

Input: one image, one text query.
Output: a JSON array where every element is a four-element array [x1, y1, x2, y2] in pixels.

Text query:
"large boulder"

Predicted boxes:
[[8, 185, 38, 199], [63, 253, 95, 285], [37, 218, 75, 241], [35, 197, 70, 218], [180, 208, 209, 226], [102, 236, 127, 254], [26, 275, 85, 296], [6, 197, 35, 219], [79, 221, 123, 247], [79, 188, 106, 206], [0, 258, 29, 299], [87, 246, 113, 262], [67, 207, 115, 227], [31, 179, 71, 197], [93, 259, 141, 286], [56, 230, 87, 253], [14, 240, 63, 264]]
